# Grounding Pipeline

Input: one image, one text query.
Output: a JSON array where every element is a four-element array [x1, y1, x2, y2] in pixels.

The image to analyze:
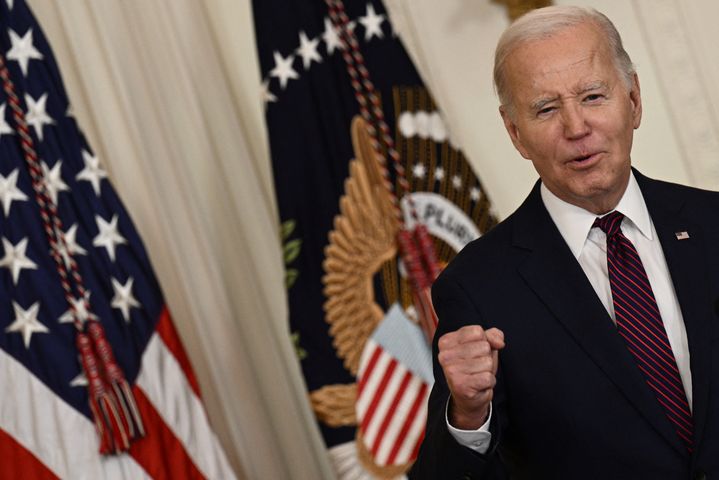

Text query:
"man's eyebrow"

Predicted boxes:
[[578, 81, 608, 94], [530, 96, 558, 111], [530, 82, 609, 111]]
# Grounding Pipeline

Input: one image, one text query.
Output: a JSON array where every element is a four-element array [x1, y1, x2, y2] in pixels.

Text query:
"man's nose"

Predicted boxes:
[[562, 104, 590, 139]]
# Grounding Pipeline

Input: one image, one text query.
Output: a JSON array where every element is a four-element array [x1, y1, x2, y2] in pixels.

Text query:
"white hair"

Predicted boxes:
[[494, 6, 635, 112]]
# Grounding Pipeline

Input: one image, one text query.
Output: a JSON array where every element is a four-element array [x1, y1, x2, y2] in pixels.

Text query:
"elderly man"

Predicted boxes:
[[411, 6, 719, 479]]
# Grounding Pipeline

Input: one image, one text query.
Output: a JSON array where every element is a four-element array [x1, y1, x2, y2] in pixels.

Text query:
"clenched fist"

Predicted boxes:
[[438, 325, 505, 430]]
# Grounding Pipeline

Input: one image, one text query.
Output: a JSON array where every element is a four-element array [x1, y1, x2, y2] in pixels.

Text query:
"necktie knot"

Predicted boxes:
[[593, 211, 624, 237]]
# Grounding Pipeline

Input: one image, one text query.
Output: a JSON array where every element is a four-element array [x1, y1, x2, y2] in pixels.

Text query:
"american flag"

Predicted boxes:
[[355, 305, 432, 468], [0, 1, 234, 478]]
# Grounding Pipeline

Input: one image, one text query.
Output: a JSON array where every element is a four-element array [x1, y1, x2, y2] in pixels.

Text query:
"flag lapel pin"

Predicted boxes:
[[675, 231, 690, 240]]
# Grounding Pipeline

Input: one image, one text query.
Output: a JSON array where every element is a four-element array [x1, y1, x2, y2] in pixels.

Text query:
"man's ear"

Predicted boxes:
[[499, 105, 531, 160], [629, 73, 642, 129]]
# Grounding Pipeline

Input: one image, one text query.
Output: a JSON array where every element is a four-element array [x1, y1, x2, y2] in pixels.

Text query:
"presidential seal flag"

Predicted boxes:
[[0, 1, 234, 478], [252, 0, 496, 477]]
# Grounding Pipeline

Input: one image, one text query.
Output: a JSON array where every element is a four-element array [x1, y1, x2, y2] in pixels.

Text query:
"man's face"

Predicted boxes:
[[500, 21, 642, 214]]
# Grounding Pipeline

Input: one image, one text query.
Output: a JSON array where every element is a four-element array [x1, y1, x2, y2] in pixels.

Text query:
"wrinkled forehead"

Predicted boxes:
[[504, 23, 617, 96], [507, 22, 607, 68]]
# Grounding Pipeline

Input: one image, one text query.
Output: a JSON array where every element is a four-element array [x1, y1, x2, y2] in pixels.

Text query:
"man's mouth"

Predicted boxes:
[[570, 152, 600, 164]]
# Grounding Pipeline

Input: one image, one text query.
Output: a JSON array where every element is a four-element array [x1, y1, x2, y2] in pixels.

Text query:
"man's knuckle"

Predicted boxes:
[[438, 334, 452, 350], [480, 371, 495, 385], [460, 325, 485, 339], [438, 350, 449, 364], [480, 356, 493, 370]]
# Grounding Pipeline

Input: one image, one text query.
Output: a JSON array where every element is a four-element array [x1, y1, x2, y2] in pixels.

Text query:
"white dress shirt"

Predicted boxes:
[[447, 173, 692, 453]]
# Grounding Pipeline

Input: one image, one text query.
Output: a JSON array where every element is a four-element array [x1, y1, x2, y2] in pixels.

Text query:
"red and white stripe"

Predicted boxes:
[[0, 308, 235, 479], [356, 339, 429, 466]]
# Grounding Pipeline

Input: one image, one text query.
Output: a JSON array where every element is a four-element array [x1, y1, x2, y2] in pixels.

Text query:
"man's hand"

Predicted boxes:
[[438, 325, 505, 430]]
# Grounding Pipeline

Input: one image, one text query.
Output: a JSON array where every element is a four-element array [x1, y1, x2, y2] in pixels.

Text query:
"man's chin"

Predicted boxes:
[[567, 184, 626, 214]]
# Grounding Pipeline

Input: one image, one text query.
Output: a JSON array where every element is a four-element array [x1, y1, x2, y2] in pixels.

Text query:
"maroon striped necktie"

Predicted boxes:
[[594, 211, 693, 452]]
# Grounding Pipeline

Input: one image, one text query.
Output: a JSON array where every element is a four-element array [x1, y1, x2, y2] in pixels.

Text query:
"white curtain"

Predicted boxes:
[[27, 0, 334, 478]]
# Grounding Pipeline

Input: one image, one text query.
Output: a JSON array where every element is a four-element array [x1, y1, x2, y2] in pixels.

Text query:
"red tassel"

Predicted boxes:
[[413, 224, 440, 282], [397, 229, 431, 290], [76, 323, 145, 454], [397, 228, 440, 340], [87, 396, 111, 453], [98, 394, 130, 452], [77, 332, 118, 454], [414, 288, 438, 341], [87, 321, 145, 443]]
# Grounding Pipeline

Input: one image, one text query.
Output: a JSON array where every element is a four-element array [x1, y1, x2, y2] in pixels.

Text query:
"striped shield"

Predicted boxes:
[[355, 303, 433, 469]]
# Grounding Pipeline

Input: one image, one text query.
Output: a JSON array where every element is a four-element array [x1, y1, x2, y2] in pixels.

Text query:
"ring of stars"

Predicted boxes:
[[262, 2, 388, 105]]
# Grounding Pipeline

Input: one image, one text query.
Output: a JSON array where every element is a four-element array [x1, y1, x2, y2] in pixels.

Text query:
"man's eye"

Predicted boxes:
[[537, 106, 555, 116], [584, 94, 603, 102]]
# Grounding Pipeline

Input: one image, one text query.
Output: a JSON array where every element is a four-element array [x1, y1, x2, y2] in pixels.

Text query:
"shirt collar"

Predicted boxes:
[[540, 172, 653, 259]]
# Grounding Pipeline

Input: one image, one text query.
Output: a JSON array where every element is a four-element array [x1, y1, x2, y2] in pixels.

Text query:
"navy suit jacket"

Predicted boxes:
[[411, 171, 719, 479]]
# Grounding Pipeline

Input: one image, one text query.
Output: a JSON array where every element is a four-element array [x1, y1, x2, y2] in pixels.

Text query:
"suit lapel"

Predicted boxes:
[[637, 172, 714, 450], [513, 181, 687, 456]]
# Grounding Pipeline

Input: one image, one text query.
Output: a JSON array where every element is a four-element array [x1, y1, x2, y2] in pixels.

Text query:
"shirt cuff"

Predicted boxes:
[[445, 398, 492, 454]]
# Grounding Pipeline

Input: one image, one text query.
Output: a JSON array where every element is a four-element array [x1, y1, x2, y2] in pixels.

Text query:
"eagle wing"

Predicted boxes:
[[322, 116, 400, 376]]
